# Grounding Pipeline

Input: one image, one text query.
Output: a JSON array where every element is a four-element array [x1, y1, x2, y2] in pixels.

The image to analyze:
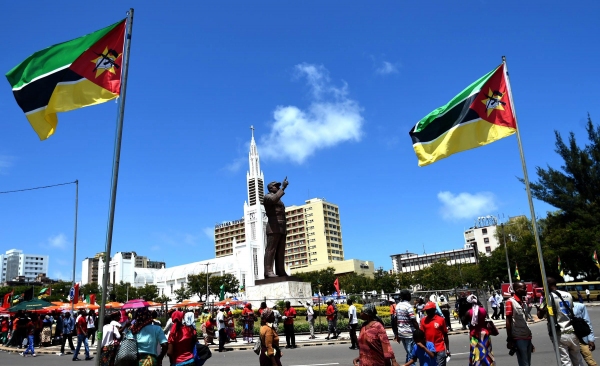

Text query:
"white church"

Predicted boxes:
[[94, 129, 271, 302]]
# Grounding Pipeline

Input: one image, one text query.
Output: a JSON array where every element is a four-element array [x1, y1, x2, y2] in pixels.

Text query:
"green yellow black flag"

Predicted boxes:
[[6, 19, 126, 140], [409, 64, 517, 166]]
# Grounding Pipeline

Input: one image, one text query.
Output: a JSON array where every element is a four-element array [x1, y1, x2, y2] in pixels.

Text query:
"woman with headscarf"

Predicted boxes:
[[167, 310, 196, 366], [463, 295, 495, 366], [437, 295, 453, 331], [259, 308, 282, 366], [242, 303, 257, 343], [121, 308, 168, 366], [41, 315, 53, 347], [201, 315, 216, 345], [353, 304, 400, 366], [100, 311, 121, 366]]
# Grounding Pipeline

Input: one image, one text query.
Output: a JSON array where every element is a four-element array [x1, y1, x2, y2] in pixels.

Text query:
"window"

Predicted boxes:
[[485, 246, 491, 253], [484, 237, 490, 244], [482, 228, 488, 234]]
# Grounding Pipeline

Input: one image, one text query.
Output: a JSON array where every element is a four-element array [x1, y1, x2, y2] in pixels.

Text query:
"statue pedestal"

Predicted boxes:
[[246, 278, 312, 308]]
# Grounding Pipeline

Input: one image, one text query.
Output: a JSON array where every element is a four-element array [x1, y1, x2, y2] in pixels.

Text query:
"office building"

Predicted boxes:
[[285, 198, 344, 270], [464, 215, 501, 256], [390, 247, 477, 274], [0, 249, 49, 282], [292, 259, 374, 278], [82, 251, 166, 285]]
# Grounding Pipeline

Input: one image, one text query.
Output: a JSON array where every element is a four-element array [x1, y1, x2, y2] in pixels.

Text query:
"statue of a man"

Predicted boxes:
[[263, 177, 289, 278]]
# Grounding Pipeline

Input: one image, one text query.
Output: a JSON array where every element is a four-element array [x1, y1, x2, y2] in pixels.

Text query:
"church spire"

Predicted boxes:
[[247, 126, 264, 206]]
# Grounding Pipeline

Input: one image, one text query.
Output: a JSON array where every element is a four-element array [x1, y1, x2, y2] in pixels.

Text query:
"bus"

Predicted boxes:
[[557, 281, 600, 301]]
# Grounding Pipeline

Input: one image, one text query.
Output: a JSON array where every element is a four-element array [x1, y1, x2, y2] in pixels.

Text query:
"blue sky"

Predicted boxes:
[[0, 1, 598, 281]]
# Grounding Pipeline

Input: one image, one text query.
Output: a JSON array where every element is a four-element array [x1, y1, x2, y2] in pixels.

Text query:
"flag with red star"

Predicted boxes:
[[6, 19, 126, 140], [409, 63, 517, 166]]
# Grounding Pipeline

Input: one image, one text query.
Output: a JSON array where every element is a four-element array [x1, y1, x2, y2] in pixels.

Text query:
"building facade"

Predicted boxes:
[[285, 198, 344, 271], [0, 249, 49, 282], [86, 251, 166, 285], [464, 216, 500, 256], [390, 247, 477, 274], [292, 259, 374, 278]]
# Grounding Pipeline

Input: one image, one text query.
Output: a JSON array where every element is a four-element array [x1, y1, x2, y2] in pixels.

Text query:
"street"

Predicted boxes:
[[2, 306, 600, 365]]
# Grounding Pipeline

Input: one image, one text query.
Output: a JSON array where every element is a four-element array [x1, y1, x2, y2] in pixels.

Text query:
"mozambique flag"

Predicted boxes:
[[514, 264, 520, 281], [594, 251, 600, 269], [6, 19, 126, 140], [558, 256, 564, 277], [219, 284, 225, 301], [409, 64, 517, 166]]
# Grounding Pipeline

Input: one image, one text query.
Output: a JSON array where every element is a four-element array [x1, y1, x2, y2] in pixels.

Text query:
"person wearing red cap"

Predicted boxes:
[[420, 301, 450, 366]]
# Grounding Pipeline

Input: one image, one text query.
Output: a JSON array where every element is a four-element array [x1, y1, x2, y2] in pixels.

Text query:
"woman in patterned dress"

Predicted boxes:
[[40, 315, 53, 347], [465, 295, 495, 366], [353, 303, 400, 366]]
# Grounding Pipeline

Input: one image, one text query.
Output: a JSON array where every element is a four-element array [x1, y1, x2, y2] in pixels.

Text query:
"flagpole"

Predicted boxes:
[[96, 9, 134, 365], [502, 55, 561, 366], [501, 223, 513, 287], [71, 179, 78, 313]]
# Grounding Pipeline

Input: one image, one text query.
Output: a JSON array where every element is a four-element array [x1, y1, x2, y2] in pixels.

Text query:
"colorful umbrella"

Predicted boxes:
[[73, 302, 100, 310], [122, 299, 150, 309], [105, 302, 124, 309]]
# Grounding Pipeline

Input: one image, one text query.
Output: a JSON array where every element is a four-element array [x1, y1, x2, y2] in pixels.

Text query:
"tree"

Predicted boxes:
[[109, 282, 136, 303], [207, 273, 239, 296], [373, 269, 397, 293], [173, 287, 191, 303], [187, 273, 208, 300], [525, 115, 600, 279], [339, 273, 373, 294], [137, 284, 159, 302]]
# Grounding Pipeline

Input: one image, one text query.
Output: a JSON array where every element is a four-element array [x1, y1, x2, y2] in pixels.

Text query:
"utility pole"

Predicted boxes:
[[203, 263, 212, 306]]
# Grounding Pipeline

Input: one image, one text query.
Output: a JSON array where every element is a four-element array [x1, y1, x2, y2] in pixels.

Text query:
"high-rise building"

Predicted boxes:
[[464, 216, 501, 256], [0, 249, 49, 283], [390, 248, 477, 274], [285, 198, 344, 271], [83, 251, 165, 285]]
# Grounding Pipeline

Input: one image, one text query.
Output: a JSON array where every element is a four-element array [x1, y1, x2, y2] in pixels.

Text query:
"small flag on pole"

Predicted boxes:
[[558, 256, 564, 277], [409, 63, 517, 166], [219, 284, 225, 301], [333, 278, 340, 295], [514, 263, 521, 281], [594, 251, 600, 269]]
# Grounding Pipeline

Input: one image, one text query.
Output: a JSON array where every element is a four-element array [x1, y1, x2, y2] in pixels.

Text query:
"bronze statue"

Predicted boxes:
[[263, 177, 289, 277]]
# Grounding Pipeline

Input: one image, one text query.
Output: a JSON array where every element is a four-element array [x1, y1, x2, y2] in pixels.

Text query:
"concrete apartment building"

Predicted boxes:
[[285, 198, 344, 270], [82, 251, 165, 285], [464, 215, 501, 256], [0, 249, 49, 283]]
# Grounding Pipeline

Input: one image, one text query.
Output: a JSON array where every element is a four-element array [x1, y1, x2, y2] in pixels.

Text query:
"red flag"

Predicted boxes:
[[2, 291, 12, 308], [73, 284, 80, 304], [333, 278, 340, 295], [90, 294, 96, 305]]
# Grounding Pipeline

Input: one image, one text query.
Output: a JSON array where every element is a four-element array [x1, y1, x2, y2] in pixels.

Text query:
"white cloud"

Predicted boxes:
[[0, 155, 14, 174], [223, 157, 246, 173], [260, 63, 364, 164], [375, 61, 399, 75], [437, 191, 498, 221], [203, 227, 214, 240], [48, 233, 68, 249]]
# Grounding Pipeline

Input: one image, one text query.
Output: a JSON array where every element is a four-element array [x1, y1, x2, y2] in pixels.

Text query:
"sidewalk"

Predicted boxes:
[[0, 316, 532, 355]]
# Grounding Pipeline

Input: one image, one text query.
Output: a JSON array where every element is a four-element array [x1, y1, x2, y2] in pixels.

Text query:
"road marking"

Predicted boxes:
[[290, 363, 340, 366]]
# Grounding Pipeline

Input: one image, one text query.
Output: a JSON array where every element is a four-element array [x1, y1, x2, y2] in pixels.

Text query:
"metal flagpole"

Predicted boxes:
[[502, 55, 561, 366], [96, 10, 134, 366], [71, 179, 78, 313], [502, 223, 513, 287]]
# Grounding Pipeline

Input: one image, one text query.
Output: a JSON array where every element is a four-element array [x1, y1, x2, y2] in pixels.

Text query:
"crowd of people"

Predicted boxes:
[[0, 285, 597, 366]]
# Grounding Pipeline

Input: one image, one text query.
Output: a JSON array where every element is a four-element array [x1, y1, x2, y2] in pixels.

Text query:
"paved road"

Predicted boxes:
[[2, 307, 599, 365]]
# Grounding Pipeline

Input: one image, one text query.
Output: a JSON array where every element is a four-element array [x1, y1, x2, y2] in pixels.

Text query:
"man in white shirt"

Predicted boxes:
[[216, 306, 228, 352], [299, 301, 315, 339], [586, 289, 591, 303], [489, 293, 499, 320], [537, 277, 585, 366], [348, 299, 358, 350]]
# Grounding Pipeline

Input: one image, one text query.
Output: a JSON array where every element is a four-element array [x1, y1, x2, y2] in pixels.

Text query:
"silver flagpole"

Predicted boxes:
[[502, 55, 561, 366], [96, 9, 134, 365], [71, 179, 79, 313]]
